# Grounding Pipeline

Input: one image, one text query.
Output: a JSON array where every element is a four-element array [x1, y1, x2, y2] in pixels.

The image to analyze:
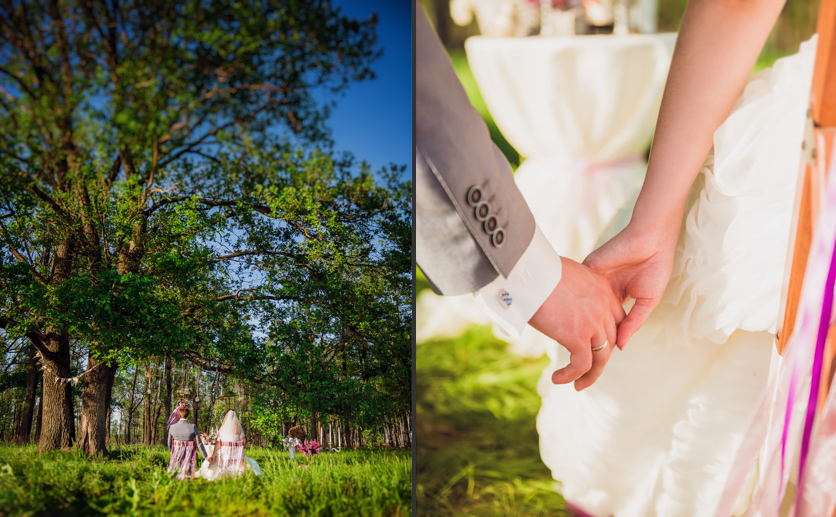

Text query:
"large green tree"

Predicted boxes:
[[0, 0, 409, 456]]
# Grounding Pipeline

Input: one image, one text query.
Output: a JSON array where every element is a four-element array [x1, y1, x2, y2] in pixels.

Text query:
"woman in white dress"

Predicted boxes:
[[536, 0, 816, 515], [197, 410, 264, 480]]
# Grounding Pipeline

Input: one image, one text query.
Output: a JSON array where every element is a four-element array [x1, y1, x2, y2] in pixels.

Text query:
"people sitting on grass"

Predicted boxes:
[[197, 410, 263, 480], [166, 403, 212, 480]]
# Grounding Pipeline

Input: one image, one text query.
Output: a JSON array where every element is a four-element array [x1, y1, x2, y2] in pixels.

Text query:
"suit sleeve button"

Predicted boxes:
[[475, 200, 490, 221], [492, 228, 505, 248], [467, 186, 483, 207]]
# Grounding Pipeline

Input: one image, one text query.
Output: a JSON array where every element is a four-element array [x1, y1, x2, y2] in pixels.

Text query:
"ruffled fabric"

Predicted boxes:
[[537, 37, 816, 517], [665, 38, 816, 344]]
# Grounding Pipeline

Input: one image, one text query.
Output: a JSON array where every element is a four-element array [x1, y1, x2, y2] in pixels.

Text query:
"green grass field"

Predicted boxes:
[[416, 314, 568, 516], [0, 444, 411, 516]]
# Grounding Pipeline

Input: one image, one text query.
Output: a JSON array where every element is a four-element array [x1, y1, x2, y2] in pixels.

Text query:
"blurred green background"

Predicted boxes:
[[416, 2, 820, 515]]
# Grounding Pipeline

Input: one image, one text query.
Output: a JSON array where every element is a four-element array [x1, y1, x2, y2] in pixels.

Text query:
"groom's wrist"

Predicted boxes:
[[475, 225, 562, 337]]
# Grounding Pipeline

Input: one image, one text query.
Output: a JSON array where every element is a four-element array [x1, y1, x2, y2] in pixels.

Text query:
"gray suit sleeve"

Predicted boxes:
[[416, 6, 536, 296], [194, 425, 209, 459]]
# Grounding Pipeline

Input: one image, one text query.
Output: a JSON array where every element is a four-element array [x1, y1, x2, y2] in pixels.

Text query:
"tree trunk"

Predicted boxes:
[[142, 363, 153, 445], [126, 366, 139, 444], [403, 412, 411, 448], [105, 407, 112, 443], [38, 329, 76, 452], [16, 343, 39, 444], [104, 363, 115, 444], [126, 411, 133, 444], [151, 377, 163, 445], [76, 354, 118, 456], [193, 374, 200, 430], [13, 403, 20, 441], [164, 354, 172, 444], [35, 382, 43, 442], [38, 239, 76, 453], [142, 402, 151, 445], [194, 398, 200, 431]]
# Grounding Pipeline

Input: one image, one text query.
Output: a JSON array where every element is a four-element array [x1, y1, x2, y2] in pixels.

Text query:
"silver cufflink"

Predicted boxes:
[[498, 289, 512, 309]]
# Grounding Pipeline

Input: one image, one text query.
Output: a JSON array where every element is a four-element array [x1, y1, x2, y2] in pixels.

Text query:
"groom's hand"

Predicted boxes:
[[529, 257, 626, 391]]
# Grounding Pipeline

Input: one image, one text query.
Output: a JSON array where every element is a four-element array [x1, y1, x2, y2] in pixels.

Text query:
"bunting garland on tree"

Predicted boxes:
[[32, 349, 106, 387]]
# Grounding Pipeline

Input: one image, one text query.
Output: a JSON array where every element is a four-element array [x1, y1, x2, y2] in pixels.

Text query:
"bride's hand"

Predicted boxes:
[[584, 219, 679, 349]]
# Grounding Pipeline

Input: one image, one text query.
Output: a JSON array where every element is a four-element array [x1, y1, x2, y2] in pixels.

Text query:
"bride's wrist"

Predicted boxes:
[[623, 220, 679, 258], [626, 198, 684, 250]]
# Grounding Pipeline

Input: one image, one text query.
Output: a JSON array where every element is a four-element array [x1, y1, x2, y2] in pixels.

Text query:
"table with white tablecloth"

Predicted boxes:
[[466, 33, 677, 259]]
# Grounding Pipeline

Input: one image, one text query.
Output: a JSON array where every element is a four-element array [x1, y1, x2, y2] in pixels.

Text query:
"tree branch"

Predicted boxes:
[[0, 220, 48, 285], [143, 197, 271, 217], [105, 154, 122, 188], [0, 315, 54, 362], [211, 250, 295, 263]]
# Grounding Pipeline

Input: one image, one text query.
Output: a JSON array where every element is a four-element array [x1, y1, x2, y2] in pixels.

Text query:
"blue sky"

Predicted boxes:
[[326, 0, 412, 175]]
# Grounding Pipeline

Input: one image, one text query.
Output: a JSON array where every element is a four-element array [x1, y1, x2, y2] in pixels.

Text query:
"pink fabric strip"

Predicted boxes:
[[796, 234, 836, 506], [168, 440, 196, 480], [216, 440, 245, 477], [781, 355, 799, 503], [582, 154, 645, 176]]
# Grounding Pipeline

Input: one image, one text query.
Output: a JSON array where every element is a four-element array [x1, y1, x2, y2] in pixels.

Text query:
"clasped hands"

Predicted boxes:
[[529, 221, 677, 391]]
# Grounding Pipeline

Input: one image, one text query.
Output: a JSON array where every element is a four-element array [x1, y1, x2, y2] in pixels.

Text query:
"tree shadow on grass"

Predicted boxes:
[[416, 326, 568, 516]]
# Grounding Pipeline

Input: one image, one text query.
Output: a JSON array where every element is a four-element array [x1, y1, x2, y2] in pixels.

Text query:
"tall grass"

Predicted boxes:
[[0, 444, 410, 516]]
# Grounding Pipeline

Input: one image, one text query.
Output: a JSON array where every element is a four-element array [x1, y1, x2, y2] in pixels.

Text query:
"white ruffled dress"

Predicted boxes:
[[536, 38, 816, 516]]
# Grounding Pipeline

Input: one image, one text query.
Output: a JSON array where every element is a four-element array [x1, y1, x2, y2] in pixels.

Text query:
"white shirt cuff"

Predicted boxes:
[[475, 225, 562, 338]]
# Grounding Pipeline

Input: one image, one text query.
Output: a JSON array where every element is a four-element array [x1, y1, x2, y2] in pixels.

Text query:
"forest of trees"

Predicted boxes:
[[0, 352, 411, 450], [0, 0, 411, 456]]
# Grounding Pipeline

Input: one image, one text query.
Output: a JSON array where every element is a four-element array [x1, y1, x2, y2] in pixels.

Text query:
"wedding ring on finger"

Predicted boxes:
[[591, 341, 608, 352]]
